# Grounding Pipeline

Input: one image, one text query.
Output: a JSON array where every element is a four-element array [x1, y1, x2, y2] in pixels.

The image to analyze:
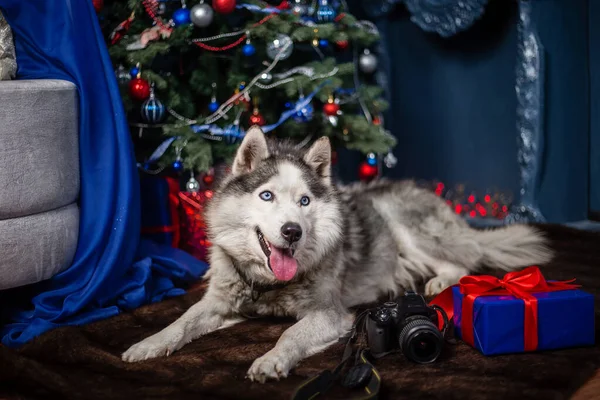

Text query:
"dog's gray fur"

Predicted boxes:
[[122, 127, 553, 382]]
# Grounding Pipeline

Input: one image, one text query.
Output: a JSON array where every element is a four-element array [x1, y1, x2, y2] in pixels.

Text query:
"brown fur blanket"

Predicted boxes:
[[1, 223, 599, 400]]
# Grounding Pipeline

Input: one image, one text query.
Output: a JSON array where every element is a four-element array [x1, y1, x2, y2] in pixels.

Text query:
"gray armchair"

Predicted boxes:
[[0, 79, 80, 290]]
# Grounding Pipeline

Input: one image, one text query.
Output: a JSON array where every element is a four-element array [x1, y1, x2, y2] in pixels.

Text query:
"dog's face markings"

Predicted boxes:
[[207, 126, 343, 282], [253, 161, 313, 245], [249, 162, 317, 281]]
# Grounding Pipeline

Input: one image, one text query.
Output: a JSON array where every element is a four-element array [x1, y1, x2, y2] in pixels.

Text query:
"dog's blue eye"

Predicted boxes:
[[259, 191, 273, 201], [300, 196, 310, 206]]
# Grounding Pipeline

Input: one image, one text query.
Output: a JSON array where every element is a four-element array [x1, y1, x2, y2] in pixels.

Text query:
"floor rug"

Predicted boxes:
[[1, 223, 599, 399]]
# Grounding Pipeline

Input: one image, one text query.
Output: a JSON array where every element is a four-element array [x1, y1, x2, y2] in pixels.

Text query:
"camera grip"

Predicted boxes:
[[366, 315, 393, 355]]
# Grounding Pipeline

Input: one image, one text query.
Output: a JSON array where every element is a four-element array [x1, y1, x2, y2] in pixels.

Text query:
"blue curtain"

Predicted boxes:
[[0, 0, 208, 348]]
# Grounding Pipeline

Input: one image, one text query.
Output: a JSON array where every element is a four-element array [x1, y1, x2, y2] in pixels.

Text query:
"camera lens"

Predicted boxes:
[[398, 317, 443, 364]]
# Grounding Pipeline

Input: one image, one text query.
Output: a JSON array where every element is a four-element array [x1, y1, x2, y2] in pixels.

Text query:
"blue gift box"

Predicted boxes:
[[452, 286, 595, 355]]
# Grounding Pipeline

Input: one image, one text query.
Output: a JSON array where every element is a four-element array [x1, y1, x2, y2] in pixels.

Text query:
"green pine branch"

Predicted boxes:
[[102, 0, 394, 173]]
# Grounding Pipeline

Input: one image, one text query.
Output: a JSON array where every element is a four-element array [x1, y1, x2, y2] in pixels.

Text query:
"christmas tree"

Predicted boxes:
[[99, 0, 396, 181]]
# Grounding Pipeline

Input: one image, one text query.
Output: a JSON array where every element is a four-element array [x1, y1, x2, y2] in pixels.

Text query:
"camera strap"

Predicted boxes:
[[291, 349, 381, 400], [291, 311, 381, 400]]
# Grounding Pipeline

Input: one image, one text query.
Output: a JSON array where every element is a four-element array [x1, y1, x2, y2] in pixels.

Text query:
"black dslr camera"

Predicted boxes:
[[366, 291, 446, 364]]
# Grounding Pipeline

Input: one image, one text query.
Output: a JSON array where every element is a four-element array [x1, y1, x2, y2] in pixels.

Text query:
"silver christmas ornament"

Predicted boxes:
[[190, 3, 214, 28], [291, 0, 309, 15], [266, 34, 293, 60], [258, 72, 273, 84], [384, 151, 398, 168], [115, 65, 130, 83], [359, 49, 378, 74], [186, 174, 200, 193]]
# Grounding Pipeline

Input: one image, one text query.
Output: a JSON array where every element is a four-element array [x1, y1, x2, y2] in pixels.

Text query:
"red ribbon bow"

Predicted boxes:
[[430, 266, 579, 351]]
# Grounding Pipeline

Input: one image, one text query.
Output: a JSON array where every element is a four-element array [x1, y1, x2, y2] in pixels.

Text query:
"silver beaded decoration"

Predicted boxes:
[[505, 0, 546, 224], [403, 0, 488, 38]]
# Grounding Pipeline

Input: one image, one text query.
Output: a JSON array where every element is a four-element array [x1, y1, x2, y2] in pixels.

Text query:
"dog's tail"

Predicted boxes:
[[471, 224, 553, 271], [434, 224, 554, 272]]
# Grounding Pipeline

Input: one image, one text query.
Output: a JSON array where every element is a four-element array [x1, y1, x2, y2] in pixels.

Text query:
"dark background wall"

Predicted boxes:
[[590, 0, 600, 220], [337, 0, 598, 224]]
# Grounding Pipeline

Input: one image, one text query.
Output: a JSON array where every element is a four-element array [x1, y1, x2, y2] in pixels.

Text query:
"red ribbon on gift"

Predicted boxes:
[[430, 266, 579, 351]]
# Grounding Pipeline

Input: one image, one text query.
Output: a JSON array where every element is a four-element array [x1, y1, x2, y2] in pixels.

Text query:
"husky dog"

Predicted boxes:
[[122, 126, 553, 382]]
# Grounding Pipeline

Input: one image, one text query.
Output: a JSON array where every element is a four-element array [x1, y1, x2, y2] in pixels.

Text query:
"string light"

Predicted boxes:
[[429, 181, 513, 220]]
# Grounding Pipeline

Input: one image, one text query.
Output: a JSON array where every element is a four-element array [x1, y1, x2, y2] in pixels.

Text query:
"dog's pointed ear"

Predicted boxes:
[[303, 136, 331, 184], [232, 126, 269, 175]]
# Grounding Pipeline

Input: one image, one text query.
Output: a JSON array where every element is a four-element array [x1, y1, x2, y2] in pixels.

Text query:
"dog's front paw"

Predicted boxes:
[[425, 275, 452, 296], [247, 350, 293, 383], [122, 326, 186, 363]]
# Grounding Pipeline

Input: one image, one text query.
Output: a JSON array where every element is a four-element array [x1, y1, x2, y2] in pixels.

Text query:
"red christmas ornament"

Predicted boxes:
[[202, 173, 214, 186], [213, 0, 237, 14], [323, 102, 340, 116], [129, 78, 151, 101], [336, 40, 349, 51], [373, 116, 381, 125], [358, 162, 378, 181], [249, 111, 266, 126], [92, 0, 104, 12]]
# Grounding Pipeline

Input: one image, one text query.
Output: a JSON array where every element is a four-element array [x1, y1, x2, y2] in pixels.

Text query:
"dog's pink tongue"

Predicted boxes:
[[269, 246, 297, 281]]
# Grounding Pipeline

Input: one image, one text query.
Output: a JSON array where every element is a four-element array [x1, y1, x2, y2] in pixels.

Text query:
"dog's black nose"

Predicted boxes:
[[281, 222, 302, 243]]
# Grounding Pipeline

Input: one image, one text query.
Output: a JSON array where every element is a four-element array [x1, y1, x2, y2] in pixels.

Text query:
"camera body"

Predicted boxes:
[[365, 291, 444, 364]]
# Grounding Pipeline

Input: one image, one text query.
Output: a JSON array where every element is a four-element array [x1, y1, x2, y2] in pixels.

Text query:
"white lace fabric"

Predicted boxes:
[[0, 10, 17, 80]]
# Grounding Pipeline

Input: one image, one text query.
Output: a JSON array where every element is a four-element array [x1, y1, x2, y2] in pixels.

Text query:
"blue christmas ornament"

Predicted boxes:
[[173, 7, 191, 26], [173, 160, 184, 171], [242, 43, 256, 56], [367, 152, 377, 166], [141, 91, 166, 124], [316, 0, 336, 22], [208, 100, 219, 113], [129, 66, 140, 78], [319, 39, 329, 48]]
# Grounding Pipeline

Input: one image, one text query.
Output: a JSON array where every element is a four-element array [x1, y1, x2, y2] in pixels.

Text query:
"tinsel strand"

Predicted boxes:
[[142, 0, 173, 33]]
